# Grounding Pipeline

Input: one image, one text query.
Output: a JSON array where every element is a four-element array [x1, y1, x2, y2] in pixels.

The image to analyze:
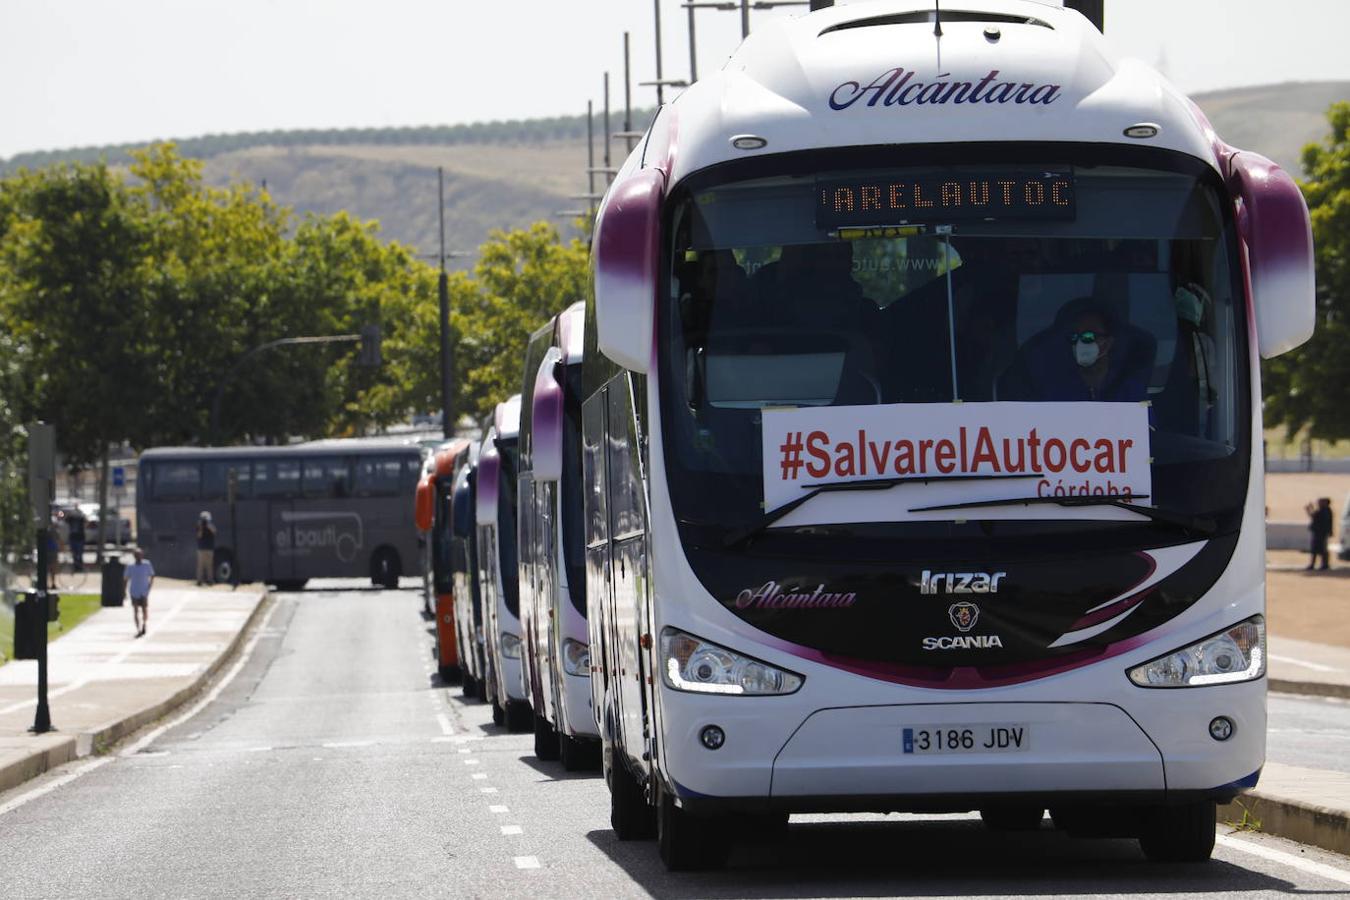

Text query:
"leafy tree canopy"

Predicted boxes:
[[1263, 102, 1350, 440]]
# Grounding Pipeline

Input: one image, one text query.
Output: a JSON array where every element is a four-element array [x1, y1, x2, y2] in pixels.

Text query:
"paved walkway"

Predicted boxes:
[[0, 580, 266, 793]]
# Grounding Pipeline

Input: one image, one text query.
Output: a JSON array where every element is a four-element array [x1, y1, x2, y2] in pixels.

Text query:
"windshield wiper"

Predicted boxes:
[[909, 494, 1218, 536], [723, 473, 1045, 548]]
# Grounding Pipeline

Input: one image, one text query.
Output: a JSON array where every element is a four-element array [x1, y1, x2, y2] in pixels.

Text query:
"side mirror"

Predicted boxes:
[[475, 442, 500, 527], [593, 167, 665, 373], [1229, 151, 1315, 359], [532, 348, 565, 483], [414, 474, 435, 532]]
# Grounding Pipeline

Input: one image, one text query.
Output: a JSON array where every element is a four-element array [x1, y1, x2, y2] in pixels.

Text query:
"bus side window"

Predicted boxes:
[[152, 462, 202, 501], [256, 460, 300, 499], [354, 456, 403, 497], [303, 457, 351, 499], [203, 460, 252, 500]]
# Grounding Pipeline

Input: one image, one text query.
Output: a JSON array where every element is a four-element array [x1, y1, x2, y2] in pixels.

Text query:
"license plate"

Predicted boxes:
[[903, 724, 1029, 754]]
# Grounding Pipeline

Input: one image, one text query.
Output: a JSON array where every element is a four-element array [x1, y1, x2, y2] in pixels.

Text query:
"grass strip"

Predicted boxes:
[[0, 592, 101, 667]]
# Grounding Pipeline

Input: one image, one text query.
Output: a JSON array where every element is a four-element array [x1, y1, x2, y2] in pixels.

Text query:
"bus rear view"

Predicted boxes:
[[585, 0, 1315, 870]]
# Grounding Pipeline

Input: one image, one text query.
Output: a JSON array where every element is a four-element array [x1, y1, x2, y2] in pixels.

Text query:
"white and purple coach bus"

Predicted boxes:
[[583, 0, 1315, 870]]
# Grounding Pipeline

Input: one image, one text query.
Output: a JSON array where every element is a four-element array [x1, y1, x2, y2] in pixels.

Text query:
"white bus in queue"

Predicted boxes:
[[451, 456, 491, 701], [518, 302, 601, 769], [584, 0, 1315, 870], [476, 396, 533, 731], [139, 439, 423, 590]]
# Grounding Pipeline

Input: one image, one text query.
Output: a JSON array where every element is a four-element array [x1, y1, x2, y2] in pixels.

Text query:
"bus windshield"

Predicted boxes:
[[660, 150, 1248, 543]]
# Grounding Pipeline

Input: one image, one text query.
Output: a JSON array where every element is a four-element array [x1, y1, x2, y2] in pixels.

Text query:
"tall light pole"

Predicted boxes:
[[437, 167, 453, 439]]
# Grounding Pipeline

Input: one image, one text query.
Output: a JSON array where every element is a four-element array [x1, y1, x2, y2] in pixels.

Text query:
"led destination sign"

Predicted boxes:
[[816, 170, 1075, 229]]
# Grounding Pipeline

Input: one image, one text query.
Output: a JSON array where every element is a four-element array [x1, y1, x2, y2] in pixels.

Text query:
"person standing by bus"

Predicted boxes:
[[123, 548, 155, 638], [67, 509, 86, 573], [1306, 497, 1334, 571], [195, 511, 216, 585]]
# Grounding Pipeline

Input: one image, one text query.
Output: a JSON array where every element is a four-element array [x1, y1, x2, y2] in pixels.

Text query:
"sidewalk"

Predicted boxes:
[[0, 579, 266, 794]]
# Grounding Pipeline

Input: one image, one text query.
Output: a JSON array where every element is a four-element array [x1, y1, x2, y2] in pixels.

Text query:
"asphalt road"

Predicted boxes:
[[1, 581, 1349, 898]]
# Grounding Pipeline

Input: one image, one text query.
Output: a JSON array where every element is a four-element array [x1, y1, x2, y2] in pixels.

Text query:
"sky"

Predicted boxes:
[[2, 0, 1349, 161]]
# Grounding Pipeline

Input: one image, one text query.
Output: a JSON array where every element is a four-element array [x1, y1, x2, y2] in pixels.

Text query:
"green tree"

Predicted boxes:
[[462, 221, 589, 419], [1263, 102, 1350, 440]]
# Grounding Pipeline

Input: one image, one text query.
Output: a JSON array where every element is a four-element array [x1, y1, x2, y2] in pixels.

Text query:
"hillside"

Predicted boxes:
[[2, 83, 1344, 262]]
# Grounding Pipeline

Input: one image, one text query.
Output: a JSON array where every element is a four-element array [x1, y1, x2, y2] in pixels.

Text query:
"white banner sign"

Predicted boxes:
[[760, 401, 1152, 525]]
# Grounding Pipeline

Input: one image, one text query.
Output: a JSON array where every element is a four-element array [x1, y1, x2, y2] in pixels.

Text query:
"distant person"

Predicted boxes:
[[1306, 497, 1333, 571], [195, 511, 216, 585], [123, 548, 155, 638], [67, 510, 86, 573]]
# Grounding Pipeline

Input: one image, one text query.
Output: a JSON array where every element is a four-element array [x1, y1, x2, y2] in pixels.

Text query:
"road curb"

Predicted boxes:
[[1220, 791, 1350, 858], [1270, 679, 1350, 701], [0, 588, 270, 796]]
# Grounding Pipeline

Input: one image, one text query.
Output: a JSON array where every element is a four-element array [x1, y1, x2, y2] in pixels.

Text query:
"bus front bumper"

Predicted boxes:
[[662, 687, 1264, 813]]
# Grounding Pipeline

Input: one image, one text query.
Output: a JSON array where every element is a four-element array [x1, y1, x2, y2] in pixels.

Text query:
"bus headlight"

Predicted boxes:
[[500, 633, 523, 659], [562, 639, 591, 676], [660, 628, 803, 696], [1127, 616, 1265, 688]]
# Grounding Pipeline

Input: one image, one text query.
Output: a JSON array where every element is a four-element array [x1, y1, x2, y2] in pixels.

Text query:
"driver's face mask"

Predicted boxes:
[[1071, 330, 1106, 367]]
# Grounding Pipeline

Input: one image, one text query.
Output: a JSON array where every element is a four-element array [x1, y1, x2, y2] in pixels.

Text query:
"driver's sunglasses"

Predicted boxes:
[[1070, 330, 1109, 344]]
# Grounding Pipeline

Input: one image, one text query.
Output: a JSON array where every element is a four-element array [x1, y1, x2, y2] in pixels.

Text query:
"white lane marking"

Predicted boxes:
[[458, 748, 471, 754], [500, 825, 523, 835], [513, 856, 540, 870], [464, 759, 480, 765], [246, 746, 272, 753], [471, 773, 488, 780], [436, 714, 454, 736], [489, 805, 509, 813], [322, 740, 376, 749], [1269, 653, 1343, 673], [1217, 833, 1350, 886], [480, 787, 498, 794], [0, 598, 280, 819]]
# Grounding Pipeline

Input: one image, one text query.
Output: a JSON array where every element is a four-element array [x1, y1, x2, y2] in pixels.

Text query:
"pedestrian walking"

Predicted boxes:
[[123, 548, 155, 638], [1305, 496, 1333, 571], [67, 510, 86, 573], [195, 511, 216, 585]]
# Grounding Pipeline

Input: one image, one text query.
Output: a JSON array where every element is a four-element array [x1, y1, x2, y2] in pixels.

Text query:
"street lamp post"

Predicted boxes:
[[437, 167, 453, 439]]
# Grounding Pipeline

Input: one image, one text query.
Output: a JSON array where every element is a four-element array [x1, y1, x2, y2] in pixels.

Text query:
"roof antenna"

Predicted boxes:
[[934, 0, 943, 69]]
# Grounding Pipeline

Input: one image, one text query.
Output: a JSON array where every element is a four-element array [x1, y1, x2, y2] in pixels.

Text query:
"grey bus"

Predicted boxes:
[[137, 439, 422, 589]]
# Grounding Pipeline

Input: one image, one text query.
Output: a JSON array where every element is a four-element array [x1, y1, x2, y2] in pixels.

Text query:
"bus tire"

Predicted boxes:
[[980, 806, 1045, 832], [437, 663, 461, 684], [475, 674, 489, 703], [491, 700, 506, 727], [370, 548, 401, 589], [461, 672, 478, 699], [533, 712, 560, 761], [1138, 801, 1216, 863], [607, 752, 655, 840], [559, 733, 598, 772], [657, 793, 730, 871], [212, 549, 235, 585], [506, 700, 532, 733]]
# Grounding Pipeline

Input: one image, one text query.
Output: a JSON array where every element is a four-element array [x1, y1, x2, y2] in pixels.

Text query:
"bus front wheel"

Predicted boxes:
[[657, 793, 731, 871], [533, 712, 559, 761], [212, 550, 235, 585], [607, 752, 655, 840], [1138, 801, 1216, 862], [370, 548, 401, 589]]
